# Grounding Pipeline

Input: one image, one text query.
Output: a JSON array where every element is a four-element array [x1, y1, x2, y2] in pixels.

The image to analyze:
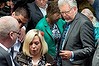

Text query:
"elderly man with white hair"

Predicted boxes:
[[58, 0, 95, 66]]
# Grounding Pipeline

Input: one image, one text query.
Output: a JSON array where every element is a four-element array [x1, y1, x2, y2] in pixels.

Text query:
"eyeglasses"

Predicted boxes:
[[17, 19, 25, 25], [60, 8, 73, 14], [13, 31, 20, 35]]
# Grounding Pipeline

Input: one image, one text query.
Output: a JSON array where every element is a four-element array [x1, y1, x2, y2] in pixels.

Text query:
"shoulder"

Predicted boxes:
[[0, 47, 8, 57], [76, 13, 92, 25], [38, 17, 46, 23], [44, 53, 54, 63], [36, 17, 47, 27], [0, 51, 4, 58], [27, 2, 35, 7], [15, 52, 31, 65], [27, 2, 38, 10], [57, 18, 65, 24]]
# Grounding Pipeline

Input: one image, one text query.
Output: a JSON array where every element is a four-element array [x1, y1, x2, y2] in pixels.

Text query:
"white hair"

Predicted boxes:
[[58, 0, 77, 8]]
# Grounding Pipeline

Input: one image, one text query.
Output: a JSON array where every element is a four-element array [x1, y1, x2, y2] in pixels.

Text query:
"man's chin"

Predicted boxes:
[[65, 20, 71, 22]]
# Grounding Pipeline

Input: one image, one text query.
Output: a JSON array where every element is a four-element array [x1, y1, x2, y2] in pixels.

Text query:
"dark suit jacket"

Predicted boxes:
[[26, 2, 44, 32], [92, 40, 99, 66], [61, 13, 95, 66], [0, 46, 12, 66], [0, 46, 20, 66]]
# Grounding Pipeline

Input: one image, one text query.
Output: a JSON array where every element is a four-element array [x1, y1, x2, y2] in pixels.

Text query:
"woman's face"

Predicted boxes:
[[29, 35, 42, 56], [48, 13, 61, 24]]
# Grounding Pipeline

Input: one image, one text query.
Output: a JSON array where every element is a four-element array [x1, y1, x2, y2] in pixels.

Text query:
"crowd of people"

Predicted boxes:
[[0, 0, 99, 66]]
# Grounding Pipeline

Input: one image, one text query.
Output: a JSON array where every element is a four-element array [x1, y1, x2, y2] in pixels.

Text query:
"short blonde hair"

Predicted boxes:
[[23, 29, 48, 57]]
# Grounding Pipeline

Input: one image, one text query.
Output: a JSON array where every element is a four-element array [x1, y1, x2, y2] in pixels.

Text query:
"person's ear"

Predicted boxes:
[[89, 15, 93, 21], [9, 31, 14, 40], [11, 12, 15, 17]]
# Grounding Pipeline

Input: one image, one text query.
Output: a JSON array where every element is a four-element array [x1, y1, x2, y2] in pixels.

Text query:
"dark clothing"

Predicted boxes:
[[60, 13, 95, 66], [0, 46, 20, 66], [26, 2, 44, 32], [15, 52, 54, 66], [0, 9, 10, 17], [0, 46, 12, 66], [92, 39, 99, 66], [92, 0, 99, 21]]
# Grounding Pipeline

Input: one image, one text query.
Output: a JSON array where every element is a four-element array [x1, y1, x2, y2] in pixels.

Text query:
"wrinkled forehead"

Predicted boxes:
[[59, 3, 71, 12]]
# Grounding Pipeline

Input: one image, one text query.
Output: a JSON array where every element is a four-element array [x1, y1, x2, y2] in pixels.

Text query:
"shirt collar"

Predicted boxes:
[[0, 43, 8, 52]]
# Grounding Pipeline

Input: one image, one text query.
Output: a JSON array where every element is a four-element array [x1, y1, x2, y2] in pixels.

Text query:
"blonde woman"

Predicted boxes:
[[15, 29, 53, 66]]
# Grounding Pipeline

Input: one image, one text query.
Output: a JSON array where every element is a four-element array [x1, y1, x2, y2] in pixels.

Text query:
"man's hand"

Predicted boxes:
[[59, 50, 72, 60]]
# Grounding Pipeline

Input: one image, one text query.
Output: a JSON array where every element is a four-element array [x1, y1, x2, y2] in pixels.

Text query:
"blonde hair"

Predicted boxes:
[[23, 29, 48, 57]]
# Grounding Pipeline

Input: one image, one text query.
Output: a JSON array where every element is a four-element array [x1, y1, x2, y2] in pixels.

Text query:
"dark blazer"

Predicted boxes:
[[61, 13, 95, 66], [0, 46, 12, 66], [0, 46, 20, 66], [92, 39, 99, 66], [26, 2, 44, 32]]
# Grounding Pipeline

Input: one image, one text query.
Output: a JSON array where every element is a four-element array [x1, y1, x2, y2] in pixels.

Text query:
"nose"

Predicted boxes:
[[40, 0, 43, 3], [31, 44, 36, 49], [62, 13, 69, 19]]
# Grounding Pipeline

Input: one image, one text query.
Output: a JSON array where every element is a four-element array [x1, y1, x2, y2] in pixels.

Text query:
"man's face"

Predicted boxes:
[[59, 4, 75, 22], [12, 13, 28, 28], [36, 0, 48, 8]]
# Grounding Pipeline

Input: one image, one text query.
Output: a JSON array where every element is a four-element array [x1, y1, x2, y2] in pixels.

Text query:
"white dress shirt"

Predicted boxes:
[[39, 4, 48, 17]]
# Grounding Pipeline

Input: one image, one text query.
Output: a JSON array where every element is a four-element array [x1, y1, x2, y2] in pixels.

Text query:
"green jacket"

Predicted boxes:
[[35, 17, 65, 57]]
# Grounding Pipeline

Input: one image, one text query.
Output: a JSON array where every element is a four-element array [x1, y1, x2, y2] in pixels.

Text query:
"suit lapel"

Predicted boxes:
[[14, 59, 20, 66], [63, 13, 80, 47], [34, 2, 43, 17], [57, 21, 63, 34], [0, 47, 12, 66], [35, 8, 43, 18], [44, 21, 54, 40]]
